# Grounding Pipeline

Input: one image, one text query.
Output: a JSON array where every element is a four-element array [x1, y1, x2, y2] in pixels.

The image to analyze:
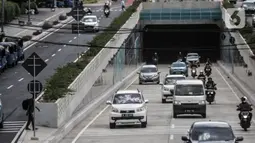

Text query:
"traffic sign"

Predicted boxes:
[[67, 6, 86, 21], [221, 33, 226, 40], [22, 52, 47, 77], [27, 80, 43, 96], [229, 37, 235, 44]]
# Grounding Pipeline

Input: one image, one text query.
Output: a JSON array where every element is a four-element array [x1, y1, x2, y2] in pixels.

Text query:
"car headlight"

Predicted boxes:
[[112, 107, 119, 113], [210, 91, 214, 94], [137, 106, 145, 112], [153, 74, 158, 77], [174, 101, 181, 105], [199, 100, 206, 105]]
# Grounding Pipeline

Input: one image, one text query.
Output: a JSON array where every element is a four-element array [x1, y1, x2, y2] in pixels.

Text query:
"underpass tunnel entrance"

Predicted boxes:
[[142, 24, 221, 64]]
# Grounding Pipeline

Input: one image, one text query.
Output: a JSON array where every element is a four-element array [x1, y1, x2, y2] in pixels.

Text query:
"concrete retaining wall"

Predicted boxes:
[[35, 4, 142, 128]]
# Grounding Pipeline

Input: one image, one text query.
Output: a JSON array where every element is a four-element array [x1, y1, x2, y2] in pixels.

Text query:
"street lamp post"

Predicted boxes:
[[27, 0, 32, 25], [1, 0, 5, 35]]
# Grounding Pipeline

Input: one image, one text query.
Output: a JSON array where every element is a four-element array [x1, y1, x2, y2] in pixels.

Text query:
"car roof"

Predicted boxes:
[[84, 15, 97, 18], [193, 121, 231, 128], [176, 79, 203, 85], [116, 90, 140, 94], [187, 53, 198, 55], [166, 74, 186, 78], [172, 61, 186, 65], [142, 65, 157, 68]]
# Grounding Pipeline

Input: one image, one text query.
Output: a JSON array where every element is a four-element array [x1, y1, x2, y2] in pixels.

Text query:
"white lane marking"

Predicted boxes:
[[52, 54, 56, 57], [0, 93, 1, 96], [170, 135, 174, 140], [69, 40, 72, 43], [71, 77, 138, 143], [74, 37, 77, 39], [79, 34, 81, 36], [63, 45, 66, 47], [18, 78, 24, 82], [171, 124, 175, 128], [58, 49, 62, 52], [45, 59, 49, 62], [7, 85, 13, 89], [215, 67, 255, 123], [24, 17, 74, 51]]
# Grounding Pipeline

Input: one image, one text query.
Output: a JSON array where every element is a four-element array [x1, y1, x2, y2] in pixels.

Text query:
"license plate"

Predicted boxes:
[[122, 114, 133, 117], [185, 110, 194, 113]]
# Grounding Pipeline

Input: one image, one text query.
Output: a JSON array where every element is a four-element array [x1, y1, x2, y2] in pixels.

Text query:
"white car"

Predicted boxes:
[[160, 74, 186, 103], [80, 15, 99, 32], [106, 89, 149, 129]]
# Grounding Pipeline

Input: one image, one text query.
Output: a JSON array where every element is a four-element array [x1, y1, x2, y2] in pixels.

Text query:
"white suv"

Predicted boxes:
[[106, 89, 149, 129], [160, 74, 186, 103]]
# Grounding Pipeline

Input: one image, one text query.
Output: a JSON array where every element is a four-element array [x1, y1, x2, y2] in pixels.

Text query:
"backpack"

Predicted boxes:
[[22, 99, 30, 110]]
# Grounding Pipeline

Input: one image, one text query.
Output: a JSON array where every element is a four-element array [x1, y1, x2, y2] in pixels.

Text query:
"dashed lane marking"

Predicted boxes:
[[58, 49, 62, 52], [69, 40, 72, 43], [74, 37, 77, 39], [171, 124, 175, 128], [7, 85, 13, 89], [52, 54, 56, 57], [18, 78, 24, 82], [170, 135, 174, 140], [63, 45, 66, 47], [45, 59, 49, 62]]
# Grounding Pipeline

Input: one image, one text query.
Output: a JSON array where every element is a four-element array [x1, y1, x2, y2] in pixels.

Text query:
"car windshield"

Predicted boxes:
[[243, 2, 254, 6], [165, 77, 185, 85], [141, 67, 157, 73], [175, 85, 204, 95], [82, 17, 97, 22], [191, 126, 235, 141], [113, 94, 143, 104], [187, 54, 198, 58], [172, 63, 185, 67]]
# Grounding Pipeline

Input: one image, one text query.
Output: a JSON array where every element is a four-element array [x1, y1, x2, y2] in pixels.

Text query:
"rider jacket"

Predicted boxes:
[[237, 103, 253, 112], [197, 74, 206, 80], [206, 81, 216, 89], [204, 65, 211, 71], [104, 3, 110, 10]]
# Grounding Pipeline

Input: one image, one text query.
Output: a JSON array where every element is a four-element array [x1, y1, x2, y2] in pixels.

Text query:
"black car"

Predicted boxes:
[[182, 121, 244, 143]]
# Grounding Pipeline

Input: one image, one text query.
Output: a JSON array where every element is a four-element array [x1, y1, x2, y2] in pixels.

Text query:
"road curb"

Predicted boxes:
[[217, 61, 255, 105], [23, 16, 73, 50]]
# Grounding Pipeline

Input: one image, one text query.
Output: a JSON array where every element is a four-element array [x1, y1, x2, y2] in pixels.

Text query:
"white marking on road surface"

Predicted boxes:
[[7, 85, 13, 89], [0, 93, 1, 96], [171, 124, 175, 128], [170, 135, 174, 140], [215, 67, 255, 123], [24, 17, 75, 51], [74, 37, 77, 39], [79, 34, 81, 36], [18, 78, 24, 82], [69, 40, 72, 43], [63, 45, 66, 47], [15, 72, 17, 74], [52, 54, 56, 57], [45, 59, 49, 62], [58, 48, 62, 52], [71, 76, 138, 143], [0, 121, 26, 133]]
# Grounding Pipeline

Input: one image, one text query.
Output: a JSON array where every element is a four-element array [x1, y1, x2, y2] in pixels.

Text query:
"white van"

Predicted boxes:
[[173, 80, 206, 118]]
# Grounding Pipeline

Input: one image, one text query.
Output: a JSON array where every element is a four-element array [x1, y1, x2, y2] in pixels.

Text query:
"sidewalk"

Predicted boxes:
[[4, 8, 71, 45]]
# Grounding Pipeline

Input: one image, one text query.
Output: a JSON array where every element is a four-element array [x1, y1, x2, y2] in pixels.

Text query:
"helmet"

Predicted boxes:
[[154, 52, 157, 55], [200, 70, 203, 74], [208, 77, 212, 81], [241, 96, 247, 102]]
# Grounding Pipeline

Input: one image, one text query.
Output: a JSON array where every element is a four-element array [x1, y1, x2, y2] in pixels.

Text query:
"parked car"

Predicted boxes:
[[0, 45, 7, 73]]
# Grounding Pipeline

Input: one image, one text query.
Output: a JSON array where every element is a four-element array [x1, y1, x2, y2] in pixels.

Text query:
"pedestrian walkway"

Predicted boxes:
[[4, 8, 71, 38]]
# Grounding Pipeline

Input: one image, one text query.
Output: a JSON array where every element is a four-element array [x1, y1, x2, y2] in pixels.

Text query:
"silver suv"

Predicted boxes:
[[137, 65, 160, 84]]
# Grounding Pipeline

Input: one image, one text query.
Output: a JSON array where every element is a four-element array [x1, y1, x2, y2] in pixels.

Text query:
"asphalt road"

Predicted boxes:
[[59, 64, 255, 143], [0, 3, 124, 143]]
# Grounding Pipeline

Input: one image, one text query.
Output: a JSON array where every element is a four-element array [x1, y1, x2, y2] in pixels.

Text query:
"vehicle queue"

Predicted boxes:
[[105, 52, 253, 143]]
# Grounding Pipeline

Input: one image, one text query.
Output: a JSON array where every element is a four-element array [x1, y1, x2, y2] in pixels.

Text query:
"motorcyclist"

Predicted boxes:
[[197, 70, 206, 83], [84, 7, 92, 14], [190, 61, 197, 68], [104, 0, 110, 9], [205, 77, 216, 89], [206, 58, 212, 66], [178, 52, 183, 61], [204, 63, 212, 73], [237, 96, 253, 122], [152, 52, 158, 61]]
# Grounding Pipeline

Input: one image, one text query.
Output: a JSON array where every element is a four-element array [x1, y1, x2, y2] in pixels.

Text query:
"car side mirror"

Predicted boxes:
[[106, 100, 112, 105], [236, 136, 244, 141], [159, 82, 163, 85], [181, 136, 189, 141], [145, 99, 149, 103], [168, 66, 171, 68], [137, 71, 140, 74], [158, 71, 161, 74]]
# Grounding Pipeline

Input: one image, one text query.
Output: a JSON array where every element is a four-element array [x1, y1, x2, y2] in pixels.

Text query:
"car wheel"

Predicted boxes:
[[201, 113, 206, 118], [109, 123, 116, 129], [157, 81, 160, 84], [162, 99, 166, 103], [173, 113, 177, 118], [141, 120, 147, 128], [139, 81, 142, 85]]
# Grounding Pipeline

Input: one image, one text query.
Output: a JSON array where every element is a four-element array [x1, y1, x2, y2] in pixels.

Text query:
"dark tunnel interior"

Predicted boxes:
[[142, 24, 221, 64]]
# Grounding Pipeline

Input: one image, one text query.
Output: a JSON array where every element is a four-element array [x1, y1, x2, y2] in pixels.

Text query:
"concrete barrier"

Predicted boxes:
[[35, 4, 142, 128], [217, 61, 255, 105], [42, 64, 142, 143]]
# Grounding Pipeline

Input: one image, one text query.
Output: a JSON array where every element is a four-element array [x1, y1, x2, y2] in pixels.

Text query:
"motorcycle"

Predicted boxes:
[[205, 87, 216, 104], [152, 58, 158, 65], [104, 5, 110, 17], [239, 110, 251, 131], [204, 67, 212, 77], [191, 67, 197, 78]]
